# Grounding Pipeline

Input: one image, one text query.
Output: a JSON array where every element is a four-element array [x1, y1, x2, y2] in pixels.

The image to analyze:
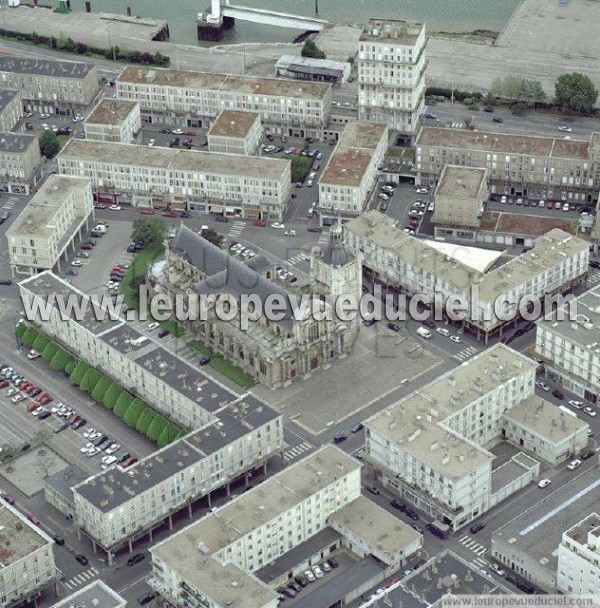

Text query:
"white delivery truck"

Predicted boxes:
[[417, 327, 432, 339]]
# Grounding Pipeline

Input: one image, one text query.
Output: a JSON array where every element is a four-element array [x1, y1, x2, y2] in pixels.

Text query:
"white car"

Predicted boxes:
[[536, 381, 550, 392], [321, 561, 331, 573], [403, 568, 413, 576], [105, 443, 120, 455], [404, 228, 416, 235], [416, 187, 429, 194], [567, 459, 582, 470], [81, 443, 95, 453], [27, 350, 40, 360], [436, 327, 451, 337], [538, 478, 552, 488], [51, 404, 63, 414], [40, 113, 50, 119], [538, 199, 545, 207], [41, 123, 49, 130], [558, 125, 573, 132], [304, 570, 315, 583], [101, 457, 118, 469], [83, 427, 96, 439], [562, 203, 570, 212], [148, 139, 156, 146], [89, 431, 101, 441], [72, 116, 84, 123], [312, 565, 323, 579], [371, 588, 385, 599], [449, 335, 462, 343], [568, 400, 583, 409], [284, 230, 297, 236], [147, 322, 159, 331], [87, 447, 101, 457], [172, 129, 184, 135], [409, 209, 424, 217], [378, 192, 390, 200], [500, 195, 507, 203], [71, 260, 83, 267], [200, 225, 209, 231], [271, 222, 285, 229], [381, 185, 395, 193], [489, 564, 506, 576], [583, 406, 597, 417], [12, 394, 25, 403], [109, 205, 121, 211], [262, 145, 276, 153]]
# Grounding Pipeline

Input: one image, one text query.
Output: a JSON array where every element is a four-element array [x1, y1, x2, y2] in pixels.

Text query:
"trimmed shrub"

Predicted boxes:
[[123, 399, 145, 427], [41, 342, 59, 363], [135, 408, 157, 434], [79, 368, 102, 393], [64, 360, 77, 376], [91, 376, 112, 402], [21, 326, 39, 347], [49, 349, 74, 372], [32, 333, 50, 352], [102, 383, 123, 409], [16, 323, 28, 340], [114, 392, 134, 418], [70, 361, 91, 386], [146, 415, 168, 442]]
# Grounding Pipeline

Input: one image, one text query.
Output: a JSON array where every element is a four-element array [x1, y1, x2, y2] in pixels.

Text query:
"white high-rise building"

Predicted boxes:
[[557, 513, 600, 595], [357, 19, 427, 139]]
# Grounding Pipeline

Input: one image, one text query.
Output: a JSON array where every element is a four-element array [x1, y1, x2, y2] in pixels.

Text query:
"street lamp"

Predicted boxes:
[[107, 21, 116, 62]]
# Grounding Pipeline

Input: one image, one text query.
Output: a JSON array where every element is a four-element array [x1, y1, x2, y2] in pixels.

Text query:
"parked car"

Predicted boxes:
[[312, 565, 324, 579], [580, 450, 594, 460], [367, 486, 380, 495], [333, 434, 346, 444], [537, 478, 551, 488], [469, 522, 486, 534], [536, 381, 550, 392], [304, 569, 315, 583], [490, 563, 506, 576], [138, 594, 155, 605], [552, 389, 565, 400], [567, 459, 582, 470], [27, 513, 40, 525], [127, 553, 146, 566]]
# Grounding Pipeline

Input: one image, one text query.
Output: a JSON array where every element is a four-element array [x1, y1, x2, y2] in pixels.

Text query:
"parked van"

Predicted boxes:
[[417, 327, 432, 339]]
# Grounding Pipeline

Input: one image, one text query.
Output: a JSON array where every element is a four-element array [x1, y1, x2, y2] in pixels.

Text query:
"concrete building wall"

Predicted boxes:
[[84, 104, 142, 143], [0, 90, 23, 132], [557, 534, 600, 595], [0, 137, 42, 195]]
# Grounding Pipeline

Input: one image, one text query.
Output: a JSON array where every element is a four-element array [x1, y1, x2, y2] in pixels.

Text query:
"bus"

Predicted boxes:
[[426, 520, 450, 539], [559, 405, 577, 418]]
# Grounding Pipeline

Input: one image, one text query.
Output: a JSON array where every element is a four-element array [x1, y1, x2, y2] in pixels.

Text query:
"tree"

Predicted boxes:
[[39, 130, 60, 159], [284, 154, 312, 182], [146, 415, 168, 442], [200, 228, 223, 249], [131, 218, 167, 248], [123, 399, 146, 427], [302, 38, 326, 60], [102, 383, 123, 409], [74, 41, 88, 54], [555, 72, 598, 113], [41, 342, 59, 363], [135, 408, 157, 434], [490, 76, 546, 107]]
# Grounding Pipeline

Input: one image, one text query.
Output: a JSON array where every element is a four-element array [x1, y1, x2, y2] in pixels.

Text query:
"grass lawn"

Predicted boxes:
[[120, 245, 163, 308], [187, 340, 256, 390]]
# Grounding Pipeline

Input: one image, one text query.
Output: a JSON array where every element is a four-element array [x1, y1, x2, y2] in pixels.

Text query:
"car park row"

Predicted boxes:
[[276, 557, 339, 600]]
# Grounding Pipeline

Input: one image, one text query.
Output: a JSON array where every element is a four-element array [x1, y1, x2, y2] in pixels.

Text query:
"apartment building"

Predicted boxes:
[[6, 175, 94, 277], [207, 109, 261, 156], [83, 99, 141, 144], [357, 19, 427, 139], [364, 344, 588, 531], [344, 210, 589, 342], [57, 139, 291, 220], [318, 121, 388, 223], [536, 283, 600, 404], [501, 395, 588, 465], [0, 133, 42, 195], [415, 127, 600, 204], [275, 54, 351, 84], [50, 581, 126, 608], [433, 165, 488, 229], [0, 89, 23, 132], [0, 502, 58, 608], [557, 513, 600, 595], [149, 446, 422, 608], [156, 225, 359, 389], [0, 57, 100, 117], [115, 66, 332, 138]]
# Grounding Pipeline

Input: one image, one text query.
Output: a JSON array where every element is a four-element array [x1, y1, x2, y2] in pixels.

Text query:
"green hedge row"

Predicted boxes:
[[16, 325, 183, 448]]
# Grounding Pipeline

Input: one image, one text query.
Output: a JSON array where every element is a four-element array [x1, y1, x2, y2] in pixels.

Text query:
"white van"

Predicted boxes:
[[417, 327, 432, 339], [93, 224, 107, 234]]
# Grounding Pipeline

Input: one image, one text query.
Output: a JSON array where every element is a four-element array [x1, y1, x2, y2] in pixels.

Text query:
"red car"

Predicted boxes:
[[27, 513, 40, 525], [122, 456, 138, 468], [184, 130, 195, 136], [0, 493, 15, 505], [37, 395, 52, 405], [19, 381, 32, 391], [252, 220, 266, 227], [36, 392, 49, 403], [140, 208, 155, 216], [27, 402, 39, 413], [162, 210, 177, 218], [0, 380, 8, 389]]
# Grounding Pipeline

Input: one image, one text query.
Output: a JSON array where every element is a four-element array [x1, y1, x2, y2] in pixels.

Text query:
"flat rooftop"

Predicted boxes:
[[490, 452, 539, 494], [493, 468, 600, 577], [7, 175, 91, 239], [49, 580, 126, 608], [337, 121, 387, 151], [118, 66, 330, 100], [85, 98, 138, 125], [417, 126, 591, 160], [480, 211, 577, 237], [538, 282, 600, 348], [45, 464, 89, 505], [0, 503, 52, 567], [208, 109, 260, 139], [436, 165, 487, 198], [502, 395, 588, 443], [366, 344, 537, 477], [329, 496, 420, 562], [19, 272, 123, 336], [0, 56, 94, 79], [564, 513, 600, 547], [0, 132, 37, 153], [59, 139, 289, 181], [360, 19, 424, 46], [0, 88, 19, 111]]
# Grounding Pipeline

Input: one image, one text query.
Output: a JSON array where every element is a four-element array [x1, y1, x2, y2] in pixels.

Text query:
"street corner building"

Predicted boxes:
[[150, 224, 361, 389]]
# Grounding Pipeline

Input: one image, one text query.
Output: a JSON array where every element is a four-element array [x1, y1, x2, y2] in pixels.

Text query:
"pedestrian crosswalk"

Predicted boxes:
[[588, 270, 600, 285], [471, 557, 488, 570], [63, 566, 98, 590], [459, 534, 488, 557], [228, 221, 246, 238], [1, 196, 18, 210], [451, 122, 465, 129], [284, 441, 314, 462], [287, 253, 309, 266], [455, 346, 479, 362]]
